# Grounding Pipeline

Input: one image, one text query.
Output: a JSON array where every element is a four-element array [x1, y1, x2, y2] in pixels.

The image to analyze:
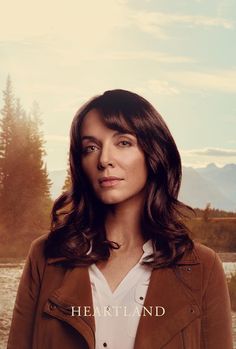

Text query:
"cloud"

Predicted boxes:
[[182, 148, 236, 156], [47, 49, 195, 68], [137, 79, 180, 96], [2, 2, 232, 44], [167, 70, 236, 94], [180, 147, 236, 168], [129, 10, 234, 38], [84, 51, 195, 63]]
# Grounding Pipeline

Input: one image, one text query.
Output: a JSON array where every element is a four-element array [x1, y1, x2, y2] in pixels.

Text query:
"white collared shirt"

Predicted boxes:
[[88, 240, 154, 349]]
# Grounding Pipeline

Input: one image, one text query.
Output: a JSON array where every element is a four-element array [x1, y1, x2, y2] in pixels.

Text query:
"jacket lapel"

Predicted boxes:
[[134, 247, 202, 348], [43, 265, 95, 349]]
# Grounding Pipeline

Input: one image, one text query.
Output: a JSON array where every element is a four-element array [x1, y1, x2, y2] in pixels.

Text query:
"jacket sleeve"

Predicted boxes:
[[201, 251, 233, 348], [7, 235, 47, 349]]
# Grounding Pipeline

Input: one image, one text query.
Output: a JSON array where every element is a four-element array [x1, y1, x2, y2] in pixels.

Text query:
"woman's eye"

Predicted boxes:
[[118, 140, 132, 147], [82, 145, 98, 153]]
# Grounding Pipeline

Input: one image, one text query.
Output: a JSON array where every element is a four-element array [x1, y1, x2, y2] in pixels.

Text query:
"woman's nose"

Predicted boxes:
[[97, 146, 115, 170]]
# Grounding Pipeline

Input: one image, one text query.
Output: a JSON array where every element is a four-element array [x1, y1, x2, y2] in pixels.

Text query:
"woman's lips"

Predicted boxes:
[[99, 179, 123, 188]]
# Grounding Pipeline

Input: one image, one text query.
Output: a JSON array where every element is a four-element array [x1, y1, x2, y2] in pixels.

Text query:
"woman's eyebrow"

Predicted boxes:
[[81, 132, 135, 142], [81, 135, 99, 142]]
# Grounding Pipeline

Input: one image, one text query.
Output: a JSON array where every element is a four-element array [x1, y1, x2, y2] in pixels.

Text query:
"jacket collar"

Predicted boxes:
[[47, 241, 200, 265], [44, 243, 201, 349]]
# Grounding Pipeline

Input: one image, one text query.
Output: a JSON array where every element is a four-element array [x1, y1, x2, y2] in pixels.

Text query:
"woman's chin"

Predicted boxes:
[[97, 194, 125, 205]]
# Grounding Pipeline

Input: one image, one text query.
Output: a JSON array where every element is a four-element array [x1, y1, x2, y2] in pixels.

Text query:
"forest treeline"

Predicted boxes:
[[186, 217, 236, 252], [187, 203, 236, 252], [0, 77, 236, 258], [0, 76, 53, 256], [194, 205, 236, 218]]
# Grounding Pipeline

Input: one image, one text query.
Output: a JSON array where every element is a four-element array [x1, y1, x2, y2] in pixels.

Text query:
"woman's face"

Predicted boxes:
[[80, 108, 148, 206]]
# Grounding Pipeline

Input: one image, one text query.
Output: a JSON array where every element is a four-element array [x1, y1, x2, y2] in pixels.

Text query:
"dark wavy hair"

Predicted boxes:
[[44, 89, 194, 268]]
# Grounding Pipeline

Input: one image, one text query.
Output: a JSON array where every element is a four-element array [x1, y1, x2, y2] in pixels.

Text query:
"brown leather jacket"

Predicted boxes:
[[7, 233, 233, 349]]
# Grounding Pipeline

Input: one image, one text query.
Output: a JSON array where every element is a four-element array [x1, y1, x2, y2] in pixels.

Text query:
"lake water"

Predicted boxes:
[[224, 262, 236, 278], [0, 261, 236, 349]]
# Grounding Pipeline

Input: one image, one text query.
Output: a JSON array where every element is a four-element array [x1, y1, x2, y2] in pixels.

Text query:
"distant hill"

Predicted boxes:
[[196, 163, 236, 205], [49, 163, 236, 211], [179, 166, 236, 211]]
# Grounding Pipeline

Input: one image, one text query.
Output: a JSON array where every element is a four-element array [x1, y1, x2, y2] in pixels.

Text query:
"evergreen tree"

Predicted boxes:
[[26, 101, 52, 230], [62, 157, 71, 192], [0, 77, 53, 247], [0, 76, 17, 237], [203, 203, 211, 222], [0, 75, 15, 192]]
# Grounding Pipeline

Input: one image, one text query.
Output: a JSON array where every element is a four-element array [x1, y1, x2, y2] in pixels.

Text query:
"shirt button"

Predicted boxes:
[[139, 296, 144, 301], [103, 342, 107, 347]]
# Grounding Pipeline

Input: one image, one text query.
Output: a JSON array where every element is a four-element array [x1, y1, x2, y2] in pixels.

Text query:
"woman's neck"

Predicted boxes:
[[104, 197, 146, 251]]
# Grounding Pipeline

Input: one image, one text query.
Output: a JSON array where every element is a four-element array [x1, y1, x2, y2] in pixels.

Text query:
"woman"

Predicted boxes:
[[7, 89, 233, 349]]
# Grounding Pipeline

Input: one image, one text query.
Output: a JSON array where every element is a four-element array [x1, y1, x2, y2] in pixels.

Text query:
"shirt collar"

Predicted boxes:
[[141, 239, 154, 262]]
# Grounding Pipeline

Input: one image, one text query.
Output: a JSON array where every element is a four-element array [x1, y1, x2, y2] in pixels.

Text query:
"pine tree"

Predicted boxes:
[[62, 156, 71, 192], [25, 101, 53, 231], [0, 76, 17, 237], [0, 77, 53, 248], [0, 75, 15, 194]]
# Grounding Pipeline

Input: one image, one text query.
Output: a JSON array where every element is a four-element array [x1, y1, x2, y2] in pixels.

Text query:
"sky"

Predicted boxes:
[[0, 0, 235, 171]]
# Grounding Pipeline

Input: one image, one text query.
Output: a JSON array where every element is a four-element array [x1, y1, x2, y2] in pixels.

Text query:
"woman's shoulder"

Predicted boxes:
[[28, 232, 50, 255], [19, 232, 51, 283], [191, 240, 225, 284], [28, 232, 69, 266], [192, 240, 217, 264], [25, 232, 50, 268], [177, 241, 227, 295], [179, 240, 222, 276], [178, 240, 217, 266]]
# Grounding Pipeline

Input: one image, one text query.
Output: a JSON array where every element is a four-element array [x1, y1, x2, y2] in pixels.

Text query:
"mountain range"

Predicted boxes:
[[49, 163, 236, 212]]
